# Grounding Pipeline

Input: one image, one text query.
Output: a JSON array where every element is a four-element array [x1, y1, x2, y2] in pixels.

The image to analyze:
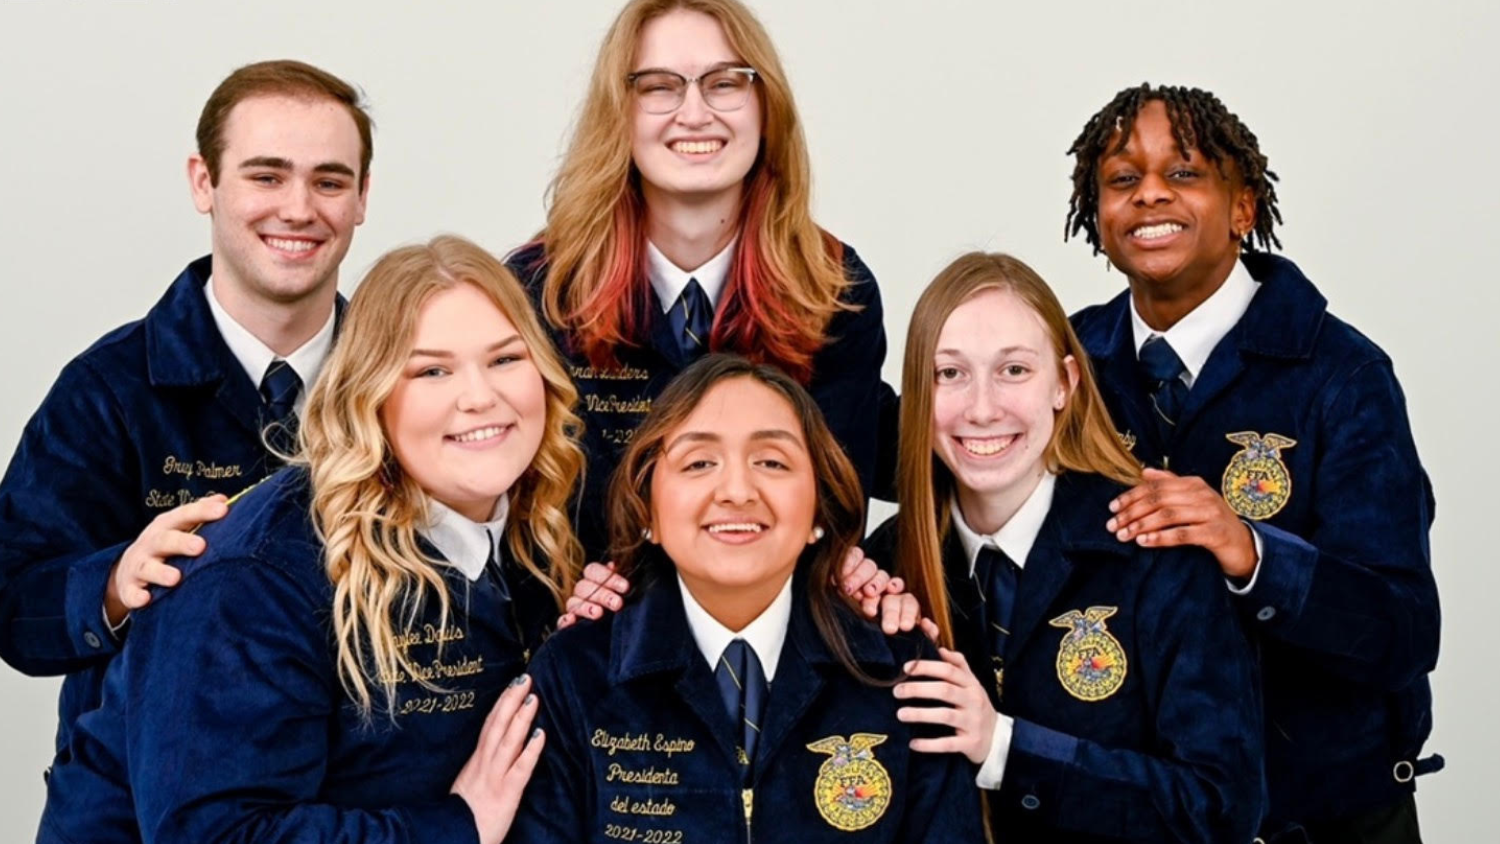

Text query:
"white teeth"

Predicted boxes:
[[671, 140, 724, 154], [265, 237, 317, 253], [961, 435, 1016, 456], [451, 426, 505, 443], [707, 523, 763, 534], [1131, 223, 1184, 240]]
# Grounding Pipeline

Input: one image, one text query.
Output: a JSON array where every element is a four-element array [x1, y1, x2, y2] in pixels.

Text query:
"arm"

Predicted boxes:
[[999, 554, 1264, 844], [0, 359, 141, 674], [808, 250, 894, 502], [124, 560, 479, 844], [505, 644, 591, 844]]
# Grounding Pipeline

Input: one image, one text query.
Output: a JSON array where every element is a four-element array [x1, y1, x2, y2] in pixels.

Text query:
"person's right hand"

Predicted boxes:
[[104, 495, 229, 626], [452, 674, 547, 844]]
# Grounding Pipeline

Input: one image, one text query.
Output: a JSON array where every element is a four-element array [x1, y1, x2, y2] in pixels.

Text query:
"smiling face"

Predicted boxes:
[[649, 376, 816, 611], [630, 9, 762, 209], [1095, 99, 1254, 301], [189, 94, 368, 306], [379, 283, 547, 522], [931, 288, 1078, 531]]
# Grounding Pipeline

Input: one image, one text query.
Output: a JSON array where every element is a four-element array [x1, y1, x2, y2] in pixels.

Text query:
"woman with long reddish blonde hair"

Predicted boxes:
[[507, 0, 893, 557]]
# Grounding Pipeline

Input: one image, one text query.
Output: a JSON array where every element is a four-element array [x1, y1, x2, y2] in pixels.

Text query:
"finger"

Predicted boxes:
[[838, 546, 867, 579], [1120, 504, 1218, 541], [1107, 484, 1202, 535], [581, 562, 631, 595], [880, 595, 902, 634], [564, 596, 584, 614], [859, 593, 881, 621], [154, 496, 230, 531], [937, 647, 971, 672], [918, 618, 941, 645], [896, 705, 958, 727], [898, 595, 919, 632], [480, 675, 531, 754], [556, 613, 577, 630], [893, 680, 963, 704], [1137, 524, 1204, 549], [909, 737, 972, 755], [148, 529, 207, 561], [137, 560, 182, 589], [884, 576, 905, 596], [842, 558, 879, 596], [502, 727, 547, 795], [489, 687, 540, 769], [121, 585, 152, 610], [572, 580, 622, 612], [901, 659, 965, 684], [862, 568, 891, 598]]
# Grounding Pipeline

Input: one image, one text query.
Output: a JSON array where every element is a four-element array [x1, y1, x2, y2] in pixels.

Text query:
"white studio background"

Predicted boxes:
[[1, 0, 1495, 839]]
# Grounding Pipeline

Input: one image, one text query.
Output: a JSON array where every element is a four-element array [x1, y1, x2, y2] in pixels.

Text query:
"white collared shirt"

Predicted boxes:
[[678, 572, 792, 682], [949, 473, 1058, 791], [951, 472, 1058, 578], [646, 238, 736, 313], [1129, 258, 1260, 389], [419, 496, 510, 582], [205, 275, 337, 416]]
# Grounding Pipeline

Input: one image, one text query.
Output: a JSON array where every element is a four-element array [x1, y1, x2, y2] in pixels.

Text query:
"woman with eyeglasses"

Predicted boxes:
[[506, 0, 896, 563]]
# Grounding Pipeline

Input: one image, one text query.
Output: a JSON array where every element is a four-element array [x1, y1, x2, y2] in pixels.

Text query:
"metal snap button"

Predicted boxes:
[[1020, 794, 1040, 810], [1256, 606, 1276, 622]]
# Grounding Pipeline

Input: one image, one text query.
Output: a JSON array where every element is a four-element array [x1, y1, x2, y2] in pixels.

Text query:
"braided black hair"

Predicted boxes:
[[1065, 83, 1282, 254]]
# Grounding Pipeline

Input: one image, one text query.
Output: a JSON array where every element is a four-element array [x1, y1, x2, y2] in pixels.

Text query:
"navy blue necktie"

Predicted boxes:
[[715, 639, 766, 770], [670, 278, 714, 360], [1138, 335, 1188, 440], [975, 546, 1020, 659], [259, 360, 302, 451], [485, 527, 510, 601]]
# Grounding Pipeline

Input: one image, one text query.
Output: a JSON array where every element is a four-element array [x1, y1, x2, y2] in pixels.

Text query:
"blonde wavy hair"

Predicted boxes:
[[297, 235, 584, 715], [531, 0, 849, 382], [896, 253, 1141, 647]]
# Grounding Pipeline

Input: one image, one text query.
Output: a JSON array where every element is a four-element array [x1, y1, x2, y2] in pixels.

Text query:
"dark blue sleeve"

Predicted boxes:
[[123, 559, 478, 844], [1236, 359, 1438, 691], [506, 641, 590, 844], [0, 358, 139, 674], [809, 249, 895, 502], [1001, 553, 1265, 843], [892, 638, 987, 842]]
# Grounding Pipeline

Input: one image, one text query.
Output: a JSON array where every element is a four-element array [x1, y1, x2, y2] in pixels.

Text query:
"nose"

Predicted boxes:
[[1132, 170, 1173, 207], [455, 365, 499, 414], [964, 378, 1003, 425], [675, 81, 713, 127], [279, 181, 316, 225], [714, 458, 757, 507]]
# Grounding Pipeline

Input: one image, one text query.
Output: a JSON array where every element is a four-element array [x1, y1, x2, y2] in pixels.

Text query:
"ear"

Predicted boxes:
[[1057, 354, 1081, 411], [354, 171, 371, 227], [187, 155, 214, 215], [1230, 183, 1255, 242]]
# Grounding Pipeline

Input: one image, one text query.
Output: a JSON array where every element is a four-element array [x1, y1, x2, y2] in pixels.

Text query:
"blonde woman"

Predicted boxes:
[[507, 0, 895, 558], [39, 237, 583, 844], [865, 253, 1265, 843]]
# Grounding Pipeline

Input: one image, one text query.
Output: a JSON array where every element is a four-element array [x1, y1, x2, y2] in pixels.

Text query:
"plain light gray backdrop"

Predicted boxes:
[[1, 0, 1495, 839]]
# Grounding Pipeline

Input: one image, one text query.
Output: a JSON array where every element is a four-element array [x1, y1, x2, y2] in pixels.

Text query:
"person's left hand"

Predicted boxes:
[[1106, 468, 1258, 579], [557, 562, 632, 629]]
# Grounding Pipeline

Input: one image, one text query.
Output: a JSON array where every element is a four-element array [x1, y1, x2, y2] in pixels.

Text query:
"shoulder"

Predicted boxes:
[[504, 241, 549, 288], [863, 514, 900, 562], [531, 609, 615, 677], [833, 240, 880, 306], [1068, 291, 1130, 349], [170, 468, 326, 599]]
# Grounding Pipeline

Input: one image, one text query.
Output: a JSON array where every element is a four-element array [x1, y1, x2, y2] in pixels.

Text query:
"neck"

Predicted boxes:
[[956, 468, 1045, 536], [210, 271, 337, 358], [681, 566, 791, 633], [643, 183, 743, 272], [1128, 252, 1239, 332]]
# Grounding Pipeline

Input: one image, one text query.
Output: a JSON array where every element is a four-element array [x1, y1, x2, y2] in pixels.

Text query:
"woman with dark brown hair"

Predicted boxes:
[[865, 252, 1264, 843], [508, 355, 981, 843]]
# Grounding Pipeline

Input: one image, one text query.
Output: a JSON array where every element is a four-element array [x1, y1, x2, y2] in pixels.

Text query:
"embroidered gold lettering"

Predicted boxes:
[[592, 730, 652, 756], [607, 764, 681, 786], [570, 364, 650, 382], [585, 394, 653, 415], [652, 735, 696, 757]]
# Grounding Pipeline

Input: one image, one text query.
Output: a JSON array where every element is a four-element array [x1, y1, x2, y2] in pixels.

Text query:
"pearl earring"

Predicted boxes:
[[811, 527, 825, 542], [641, 527, 653, 541]]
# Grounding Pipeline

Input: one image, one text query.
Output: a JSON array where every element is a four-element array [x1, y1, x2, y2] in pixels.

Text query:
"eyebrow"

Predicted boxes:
[[935, 345, 1040, 357], [409, 334, 523, 359], [630, 60, 744, 76], [664, 428, 804, 453], [238, 156, 357, 178]]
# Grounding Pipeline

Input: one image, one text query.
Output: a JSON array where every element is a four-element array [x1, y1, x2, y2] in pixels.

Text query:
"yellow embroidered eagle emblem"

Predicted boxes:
[[1221, 431, 1296, 520], [1049, 606, 1128, 702], [807, 733, 892, 831]]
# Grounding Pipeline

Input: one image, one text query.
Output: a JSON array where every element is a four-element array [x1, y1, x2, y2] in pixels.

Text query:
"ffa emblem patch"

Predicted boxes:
[[807, 733, 892, 831], [1049, 607, 1128, 702], [1221, 431, 1297, 520]]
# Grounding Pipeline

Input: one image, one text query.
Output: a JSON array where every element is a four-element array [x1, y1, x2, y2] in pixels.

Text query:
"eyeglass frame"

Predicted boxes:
[[625, 66, 760, 114]]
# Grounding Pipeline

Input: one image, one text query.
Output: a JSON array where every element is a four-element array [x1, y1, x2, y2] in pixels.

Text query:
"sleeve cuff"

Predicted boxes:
[[1225, 522, 1265, 595], [404, 794, 479, 844], [102, 603, 131, 639], [65, 542, 130, 658], [975, 712, 1013, 789]]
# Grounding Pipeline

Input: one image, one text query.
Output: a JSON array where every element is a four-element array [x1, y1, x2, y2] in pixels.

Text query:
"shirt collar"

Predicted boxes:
[[1130, 258, 1260, 388], [646, 238, 736, 313], [951, 472, 1057, 576], [677, 571, 793, 682], [205, 274, 337, 414], [418, 496, 510, 582]]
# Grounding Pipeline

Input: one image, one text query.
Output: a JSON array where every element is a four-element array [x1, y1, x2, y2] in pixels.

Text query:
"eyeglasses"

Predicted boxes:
[[626, 67, 758, 115]]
